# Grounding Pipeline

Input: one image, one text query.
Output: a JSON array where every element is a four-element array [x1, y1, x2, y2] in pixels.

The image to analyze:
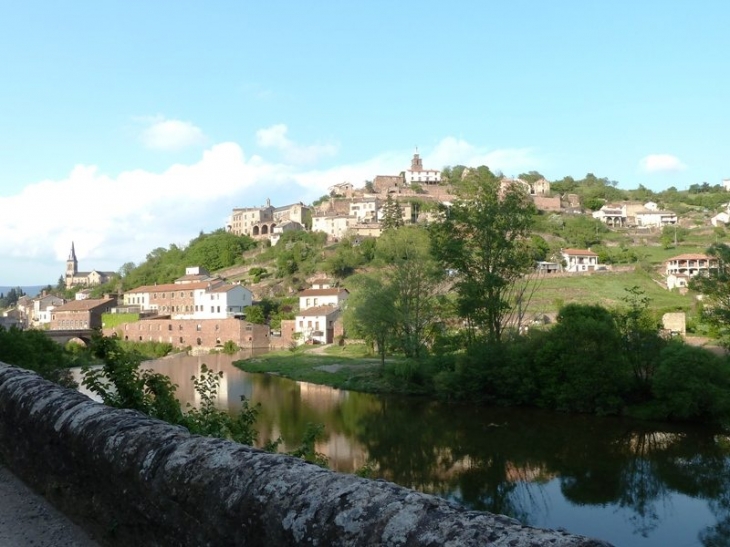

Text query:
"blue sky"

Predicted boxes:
[[1, 1, 729, 285]]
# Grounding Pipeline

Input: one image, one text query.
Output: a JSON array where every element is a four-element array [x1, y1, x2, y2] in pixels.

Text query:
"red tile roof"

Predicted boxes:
[[53, 298, 115, 312], [561, 248, 598, 256], [297, 305, 339, 317], [298, 288, 348, 297], [665, 254, 713, 262]]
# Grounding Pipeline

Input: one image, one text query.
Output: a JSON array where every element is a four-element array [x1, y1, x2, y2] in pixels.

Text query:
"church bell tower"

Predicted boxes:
[[66, 241, 78, 279]]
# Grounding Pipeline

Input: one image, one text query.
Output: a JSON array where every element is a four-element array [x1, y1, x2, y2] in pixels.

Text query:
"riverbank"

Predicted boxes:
[[235, 343, 411, 393]]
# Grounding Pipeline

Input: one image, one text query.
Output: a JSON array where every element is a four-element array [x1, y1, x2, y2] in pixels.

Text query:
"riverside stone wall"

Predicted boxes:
[[0, 362, 613, 547]]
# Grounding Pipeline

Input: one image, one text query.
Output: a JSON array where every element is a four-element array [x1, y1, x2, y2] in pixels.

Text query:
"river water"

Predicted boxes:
[[75, 351, 730, 547]]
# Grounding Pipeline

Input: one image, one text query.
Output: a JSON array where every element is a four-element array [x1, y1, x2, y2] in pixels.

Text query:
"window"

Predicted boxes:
[[217, 306, 220, 313], [179, 337, 184, 343], [196, 324, 201, 331], [211, 306, 214, 313], [168, 324, 172, 331]]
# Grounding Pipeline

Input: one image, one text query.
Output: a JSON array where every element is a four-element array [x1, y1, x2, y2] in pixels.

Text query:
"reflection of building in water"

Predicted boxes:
[[316, 433, 370, 474], [296, 382, 371, 472], [298, 381, 348, 410]]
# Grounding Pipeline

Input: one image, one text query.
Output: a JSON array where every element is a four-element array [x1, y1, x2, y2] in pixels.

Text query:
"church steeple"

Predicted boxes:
[[66, 242, 78, 278]]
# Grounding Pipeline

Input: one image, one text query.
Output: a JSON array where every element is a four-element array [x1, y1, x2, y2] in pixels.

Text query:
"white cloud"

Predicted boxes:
[[256, 124, 338, 164], [0, 133, 545, 284], [139, 117, 207, 151], [426, 137, 542, 176], [639, 154, 687, 173]]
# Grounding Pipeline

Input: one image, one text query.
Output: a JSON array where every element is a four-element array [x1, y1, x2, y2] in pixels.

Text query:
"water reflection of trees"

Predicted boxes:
[[354, 399, 730, 539], [159, 357, 729, 544]]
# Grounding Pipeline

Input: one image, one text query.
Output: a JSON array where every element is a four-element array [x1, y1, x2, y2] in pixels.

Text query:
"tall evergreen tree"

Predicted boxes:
[[381, 195, 404, 231]]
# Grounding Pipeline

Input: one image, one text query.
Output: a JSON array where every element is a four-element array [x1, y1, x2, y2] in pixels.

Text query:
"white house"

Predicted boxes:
[[405, 152, 441, 185], [561, 248, 599, 273], [592, 204, 627, 227], [665, 253, 718, 291], [295, 305, 341, 344], [298, 287, 349, 311], [294, 286, 349, 345], [198, 284, 253, 319], [634, 209, 677, 228], [31, 294, 65, 327], [349, 198, 379, 222], [311, 214, 354, 241], [665, 253, 718, 277], [711, 211, 730, 227]]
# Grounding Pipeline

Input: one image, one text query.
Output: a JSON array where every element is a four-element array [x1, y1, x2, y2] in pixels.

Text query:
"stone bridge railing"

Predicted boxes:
[[0, 362, 613, 546]]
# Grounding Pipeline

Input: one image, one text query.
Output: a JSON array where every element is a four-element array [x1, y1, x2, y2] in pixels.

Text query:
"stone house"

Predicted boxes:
[[328, 182, 355, 197], [373, 175, 405, 194], [228, 200, 275, 238], [105, 317, 270, 351], [270, 220, 304, 246], [50, 297, 116, 330]]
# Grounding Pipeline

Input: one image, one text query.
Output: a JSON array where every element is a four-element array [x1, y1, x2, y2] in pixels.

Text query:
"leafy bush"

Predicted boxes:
[[651, 342, 730, 422]]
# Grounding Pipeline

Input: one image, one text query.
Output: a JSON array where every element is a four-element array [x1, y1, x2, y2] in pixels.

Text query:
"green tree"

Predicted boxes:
[[0, 326, 76, 387], [652, 341, 730, 421], [245, 305, 266, 324], [660, 225, 688, 249], [344, 275, 396, 365], [381, 195, 404, 231], [535, 304, 630, 414], [324, 240, 363, 279], [613, 286, 665, 393], [690, 243, 730, 347], [430, 166, 536, 344]]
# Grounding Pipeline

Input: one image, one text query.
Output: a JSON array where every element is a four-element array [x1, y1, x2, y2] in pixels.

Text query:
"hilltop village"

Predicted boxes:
[[3, 153, 730, 352]]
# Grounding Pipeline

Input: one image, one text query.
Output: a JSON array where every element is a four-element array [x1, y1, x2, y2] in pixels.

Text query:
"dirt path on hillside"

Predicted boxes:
[[0, 465, 99, 546]]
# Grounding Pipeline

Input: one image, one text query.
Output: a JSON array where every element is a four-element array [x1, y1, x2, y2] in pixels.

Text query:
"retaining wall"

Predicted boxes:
[[0, 362, 613, 546]]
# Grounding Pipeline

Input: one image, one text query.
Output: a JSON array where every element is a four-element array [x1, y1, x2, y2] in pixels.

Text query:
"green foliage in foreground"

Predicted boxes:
[[82, 335, 326, 464], [0, 326, 76, 387]]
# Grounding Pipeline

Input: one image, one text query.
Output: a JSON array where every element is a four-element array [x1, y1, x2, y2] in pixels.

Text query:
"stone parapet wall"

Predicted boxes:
[[0, 363, 612, 547]]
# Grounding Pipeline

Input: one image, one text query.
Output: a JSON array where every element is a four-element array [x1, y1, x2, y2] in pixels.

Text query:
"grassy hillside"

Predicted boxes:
[[527, 269, 695, 320]]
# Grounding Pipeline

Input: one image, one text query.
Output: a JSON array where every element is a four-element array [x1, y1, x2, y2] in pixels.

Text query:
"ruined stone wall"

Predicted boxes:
[[0, 363, 612, 547]]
